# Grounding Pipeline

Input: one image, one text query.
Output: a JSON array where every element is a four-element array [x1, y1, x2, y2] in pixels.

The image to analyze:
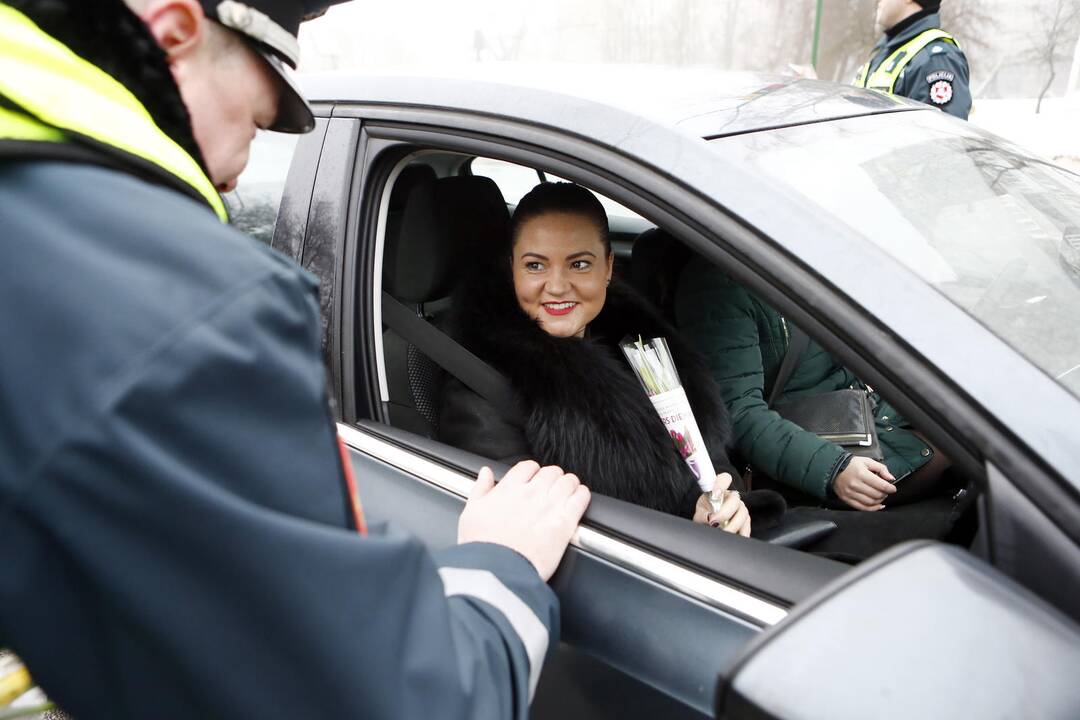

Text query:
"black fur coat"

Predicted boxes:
[[438, 276, 741, 519]]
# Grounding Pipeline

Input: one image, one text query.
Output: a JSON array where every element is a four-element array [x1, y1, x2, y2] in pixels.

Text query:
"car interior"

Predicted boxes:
[[376, 149, 981, 561]]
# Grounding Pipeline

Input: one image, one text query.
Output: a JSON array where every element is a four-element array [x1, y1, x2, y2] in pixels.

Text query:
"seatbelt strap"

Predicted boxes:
[[767, 323, 811, 407], [381, 291, 519, 423]]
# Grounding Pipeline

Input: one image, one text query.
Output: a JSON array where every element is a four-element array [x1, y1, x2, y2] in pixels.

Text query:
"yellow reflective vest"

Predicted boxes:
[[854, 28, 958, 95], [0, 3, 226, 221]]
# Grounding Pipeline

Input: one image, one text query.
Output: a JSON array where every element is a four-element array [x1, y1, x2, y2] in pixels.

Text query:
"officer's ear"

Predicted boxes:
[[138, 0, 209, 64]]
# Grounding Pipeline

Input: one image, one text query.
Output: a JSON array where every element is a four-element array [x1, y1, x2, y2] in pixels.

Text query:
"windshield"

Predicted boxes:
[[711, 111, 1080, 399]]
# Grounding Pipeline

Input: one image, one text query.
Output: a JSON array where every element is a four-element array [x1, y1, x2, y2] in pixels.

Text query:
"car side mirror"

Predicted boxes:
[[715, 542, 1080, 720]]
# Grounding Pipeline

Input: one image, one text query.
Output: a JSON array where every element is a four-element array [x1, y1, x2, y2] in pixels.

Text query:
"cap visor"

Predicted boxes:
[[259, 51, 315, 133]]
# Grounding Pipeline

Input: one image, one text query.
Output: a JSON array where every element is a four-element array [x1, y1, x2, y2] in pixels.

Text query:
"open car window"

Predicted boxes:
[[470, 157, 647, 223], [468, 156, 542, 205], [374, 149, 981, 563], [543, 171, 647, 223]]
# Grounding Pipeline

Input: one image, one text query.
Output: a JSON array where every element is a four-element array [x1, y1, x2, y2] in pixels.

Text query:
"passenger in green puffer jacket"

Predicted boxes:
[[675, 263, 935, 511]]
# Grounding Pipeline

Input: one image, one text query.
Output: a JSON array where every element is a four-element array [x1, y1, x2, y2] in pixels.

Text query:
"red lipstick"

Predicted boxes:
[[543, 302, 577, 316]]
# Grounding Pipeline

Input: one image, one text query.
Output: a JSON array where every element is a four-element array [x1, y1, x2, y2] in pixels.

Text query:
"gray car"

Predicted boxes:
[[226, 70, 1080, 720]]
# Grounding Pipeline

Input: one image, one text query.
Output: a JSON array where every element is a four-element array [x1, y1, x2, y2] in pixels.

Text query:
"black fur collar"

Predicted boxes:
[[7, 0, 207, 174], [453, 274, 737, 517]]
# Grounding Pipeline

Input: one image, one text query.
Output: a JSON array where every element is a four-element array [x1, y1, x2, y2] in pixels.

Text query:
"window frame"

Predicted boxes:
[[321, 103, 1080, 598], [334, 124, 857, 609], [343, 119, 980, 463]]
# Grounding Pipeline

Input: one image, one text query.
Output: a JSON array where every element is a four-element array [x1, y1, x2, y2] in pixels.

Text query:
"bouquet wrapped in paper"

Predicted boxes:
[[620, 336, 726, 510]]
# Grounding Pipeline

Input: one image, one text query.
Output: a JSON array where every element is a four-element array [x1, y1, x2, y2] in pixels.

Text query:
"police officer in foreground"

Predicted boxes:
[[0, 1, 590, 718], [854, 0, 972, 120]]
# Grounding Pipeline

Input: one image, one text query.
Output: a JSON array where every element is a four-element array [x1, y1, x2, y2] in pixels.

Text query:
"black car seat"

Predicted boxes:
[[382, 174, 511, 437], [630, 227, 692, 322], [386, 164, 437, 250]]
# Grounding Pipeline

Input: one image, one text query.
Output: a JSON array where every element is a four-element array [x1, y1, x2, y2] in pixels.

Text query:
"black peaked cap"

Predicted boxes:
[[198, 1, 350, 132]]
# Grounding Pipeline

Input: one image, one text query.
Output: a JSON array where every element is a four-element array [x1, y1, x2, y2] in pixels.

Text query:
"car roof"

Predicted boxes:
[[299, 66, 924, 140]]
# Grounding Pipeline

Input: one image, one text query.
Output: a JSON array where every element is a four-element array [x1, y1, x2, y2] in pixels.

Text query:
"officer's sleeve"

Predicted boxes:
[[1, 268, 556, 720], [905, 42, 972, 120]]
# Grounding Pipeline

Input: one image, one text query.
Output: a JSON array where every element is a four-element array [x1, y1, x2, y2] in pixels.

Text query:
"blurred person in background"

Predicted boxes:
[[0, 1, 589, 718], [854, 0, 972, 119]]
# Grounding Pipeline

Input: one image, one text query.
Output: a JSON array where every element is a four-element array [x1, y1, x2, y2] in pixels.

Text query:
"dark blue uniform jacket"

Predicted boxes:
[[866, 11, 972, 119], [0, 160, 557, 719]]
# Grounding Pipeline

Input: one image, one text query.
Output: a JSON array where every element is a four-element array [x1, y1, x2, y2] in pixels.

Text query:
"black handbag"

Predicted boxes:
[[773, 389, 883, 461], [767, 325, 883, 462]]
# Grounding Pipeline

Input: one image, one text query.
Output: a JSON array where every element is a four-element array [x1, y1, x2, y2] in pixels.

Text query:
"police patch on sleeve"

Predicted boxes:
[[926, 70, 955, 105]]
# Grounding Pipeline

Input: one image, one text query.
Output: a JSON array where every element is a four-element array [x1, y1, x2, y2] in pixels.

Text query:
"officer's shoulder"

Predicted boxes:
[[1, 160, 317, 351], [18, 161, 310, 295], [923, 37, 968, 63], [908, 37, 969, 83]]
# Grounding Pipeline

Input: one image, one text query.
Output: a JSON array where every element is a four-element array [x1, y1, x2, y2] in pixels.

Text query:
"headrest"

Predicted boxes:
[[630, 227, 691, 319], [384, 175, 510, 303], [437, 175, 511, 258], [388, 164, 437, 213]]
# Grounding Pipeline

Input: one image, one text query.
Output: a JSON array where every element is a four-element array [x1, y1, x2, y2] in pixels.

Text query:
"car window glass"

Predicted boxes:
[[469, 157, 542, 205], [545, 171, 645, 222], [222, 130, 300, 246], [469, 157, 645, 223], [711, 113, 1080, 399]]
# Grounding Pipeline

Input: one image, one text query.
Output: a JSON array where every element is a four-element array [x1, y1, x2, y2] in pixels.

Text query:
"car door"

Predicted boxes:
[[237, 90, 1080, 717], [292, 109, 855, 717]]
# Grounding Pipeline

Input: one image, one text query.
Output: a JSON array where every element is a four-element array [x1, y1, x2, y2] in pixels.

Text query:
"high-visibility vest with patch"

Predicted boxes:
[[853, 28, 959, 95], [0, 3, 227, 221]]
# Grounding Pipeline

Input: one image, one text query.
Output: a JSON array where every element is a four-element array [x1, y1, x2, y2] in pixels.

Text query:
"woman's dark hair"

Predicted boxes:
[[510, 182, 611, 255]]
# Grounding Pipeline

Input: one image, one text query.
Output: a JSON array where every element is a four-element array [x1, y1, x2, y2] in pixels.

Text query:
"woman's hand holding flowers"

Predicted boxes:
[[692, 472, 751, 537]]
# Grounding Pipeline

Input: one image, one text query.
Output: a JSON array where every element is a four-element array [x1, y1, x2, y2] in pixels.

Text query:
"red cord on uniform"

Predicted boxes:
[[337, 435, 368, 536]]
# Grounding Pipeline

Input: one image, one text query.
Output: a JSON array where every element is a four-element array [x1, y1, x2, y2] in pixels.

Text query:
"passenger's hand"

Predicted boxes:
[[832, 457, 897, 511], [458, 461, 591, 582], [692, 474, 751, 537]]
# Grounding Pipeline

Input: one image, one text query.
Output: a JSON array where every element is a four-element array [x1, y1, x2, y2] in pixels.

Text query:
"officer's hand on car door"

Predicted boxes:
[[458, 461, 591, 581], [832, 457, 897, 511]]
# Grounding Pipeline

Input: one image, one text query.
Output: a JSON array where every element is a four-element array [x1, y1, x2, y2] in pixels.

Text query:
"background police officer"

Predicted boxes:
[[855, 0, 972, 119], [0, 1, 589, 718]]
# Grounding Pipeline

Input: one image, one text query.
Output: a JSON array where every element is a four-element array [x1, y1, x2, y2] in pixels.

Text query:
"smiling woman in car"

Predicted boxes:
[[438, 182, 780, 535]]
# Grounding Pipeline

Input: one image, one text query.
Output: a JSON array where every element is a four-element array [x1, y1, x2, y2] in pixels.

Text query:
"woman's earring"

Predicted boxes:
[[606, 278, 611, 286]]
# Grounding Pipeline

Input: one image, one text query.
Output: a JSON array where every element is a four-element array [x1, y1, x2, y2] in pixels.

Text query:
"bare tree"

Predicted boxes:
[[667, 0, 703, 66], [720, 0, 740, 68], [598, 0, 719, 66], [939, 0, 1002, 76], [758, 0, 815, 72], [601, 0, 644, 63], [817, 0, 876, 82], [1029, 0, 1080, 112]]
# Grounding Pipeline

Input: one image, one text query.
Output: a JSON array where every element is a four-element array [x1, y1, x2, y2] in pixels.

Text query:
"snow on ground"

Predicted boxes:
[[971, 96, 1080, 173]]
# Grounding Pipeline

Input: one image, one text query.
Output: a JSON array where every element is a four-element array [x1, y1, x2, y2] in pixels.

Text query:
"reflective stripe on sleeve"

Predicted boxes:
[[438, 567, 549, 702]]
